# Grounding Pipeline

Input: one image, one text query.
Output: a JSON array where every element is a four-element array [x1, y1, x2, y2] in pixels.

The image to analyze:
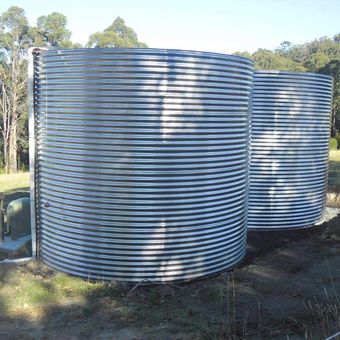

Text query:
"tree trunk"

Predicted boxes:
[[331, 106, 336, 137], [1, 83, 10, 173], [8, 123, 17, 173], [3, 137, 8, 172], [7, 54, 19, 174]]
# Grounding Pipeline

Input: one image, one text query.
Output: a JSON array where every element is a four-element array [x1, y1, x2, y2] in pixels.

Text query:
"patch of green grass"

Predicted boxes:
[[18, 279, 58, 305], [1, 273, 59, 310], [0, 267, 103, 314], [329, 150, 340, 162], [0, 172, 29, 193], [51, 273, 101, 297]]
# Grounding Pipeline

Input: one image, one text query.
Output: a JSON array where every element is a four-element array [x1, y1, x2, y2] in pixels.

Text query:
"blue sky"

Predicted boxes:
[[1, 0, 339, 53]]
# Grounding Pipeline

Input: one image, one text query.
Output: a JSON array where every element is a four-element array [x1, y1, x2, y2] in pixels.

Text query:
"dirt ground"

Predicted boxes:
[[0, 214, 339, 339]]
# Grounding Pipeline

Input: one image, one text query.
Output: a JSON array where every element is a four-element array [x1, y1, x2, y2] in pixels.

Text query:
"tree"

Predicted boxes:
[[275, 41, 292, 56], [87, 17, 147, 48], [334, 33, 340, 43], [252, 49, 305, 71], [319, 60, 340, 136], [35, 12, 77, 48], [0, 6, 31, 173], [305, 52, 330, 71]]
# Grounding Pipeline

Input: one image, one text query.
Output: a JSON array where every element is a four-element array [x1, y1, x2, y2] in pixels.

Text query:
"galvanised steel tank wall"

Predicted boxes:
[[33, 48, 253, 282], [249, 71, 332, 230]]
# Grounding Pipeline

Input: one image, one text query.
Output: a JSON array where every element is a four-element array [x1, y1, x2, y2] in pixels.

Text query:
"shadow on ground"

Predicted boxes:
[[0, 214, 339, 339]]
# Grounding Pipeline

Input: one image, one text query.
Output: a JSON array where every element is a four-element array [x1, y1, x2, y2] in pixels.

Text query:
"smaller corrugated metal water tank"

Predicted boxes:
[[33, 48, 254, 282], [249, 71, 332, 230]]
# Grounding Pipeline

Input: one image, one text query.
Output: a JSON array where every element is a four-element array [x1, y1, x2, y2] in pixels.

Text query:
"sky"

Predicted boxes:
[[1, 0, 339, 53]]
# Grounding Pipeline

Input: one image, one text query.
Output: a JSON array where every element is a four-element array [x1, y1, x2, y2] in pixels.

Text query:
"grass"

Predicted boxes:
[[0, 264, 249, 338], [0, 262, 102, 318], [0, 172, 29, 194], [329, 150, 340, 162], [2, 262, 337, 339], [303, 266, 340, 339]]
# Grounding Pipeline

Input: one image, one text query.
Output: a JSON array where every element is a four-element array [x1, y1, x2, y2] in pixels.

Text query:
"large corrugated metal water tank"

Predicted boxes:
[[249, 71, 332, 230], [33, 48, 253, 282]]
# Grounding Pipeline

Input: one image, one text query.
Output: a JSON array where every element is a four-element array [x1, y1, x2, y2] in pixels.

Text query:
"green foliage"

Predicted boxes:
[[275, 41, 293, 56], [334, 131, 340, 144], [87, 17, 147, 48], [305, 52, 330, 70], [252, 48, 305, 71], [319, 60, 340, 135], [330, 138, 338, 150], [0, 6, 32, 173], [34, 12, 81, 48], [0, 6, 31, 52], [37, 12, 70, 45]]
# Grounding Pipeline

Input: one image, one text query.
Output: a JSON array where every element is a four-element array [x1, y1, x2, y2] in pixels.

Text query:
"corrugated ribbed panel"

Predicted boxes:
[[34, 48, 253, 282], [249, 70, 332, 230]]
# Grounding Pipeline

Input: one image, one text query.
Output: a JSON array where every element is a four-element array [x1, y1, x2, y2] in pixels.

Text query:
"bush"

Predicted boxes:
[[330, 138, 338, 150]]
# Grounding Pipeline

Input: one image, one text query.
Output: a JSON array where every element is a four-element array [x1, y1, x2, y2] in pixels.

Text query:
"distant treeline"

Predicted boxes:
[[0, 5, 339, 173]]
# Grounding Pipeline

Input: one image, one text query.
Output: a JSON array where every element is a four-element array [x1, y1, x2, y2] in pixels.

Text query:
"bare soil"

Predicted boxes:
[[0, 215, 339, 339]]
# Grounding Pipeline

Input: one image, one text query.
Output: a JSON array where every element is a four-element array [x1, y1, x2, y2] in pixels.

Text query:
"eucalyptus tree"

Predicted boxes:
[[0, 6, 31, 173], [35, 12, 80, 48], [87, 17, 147, 48]]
